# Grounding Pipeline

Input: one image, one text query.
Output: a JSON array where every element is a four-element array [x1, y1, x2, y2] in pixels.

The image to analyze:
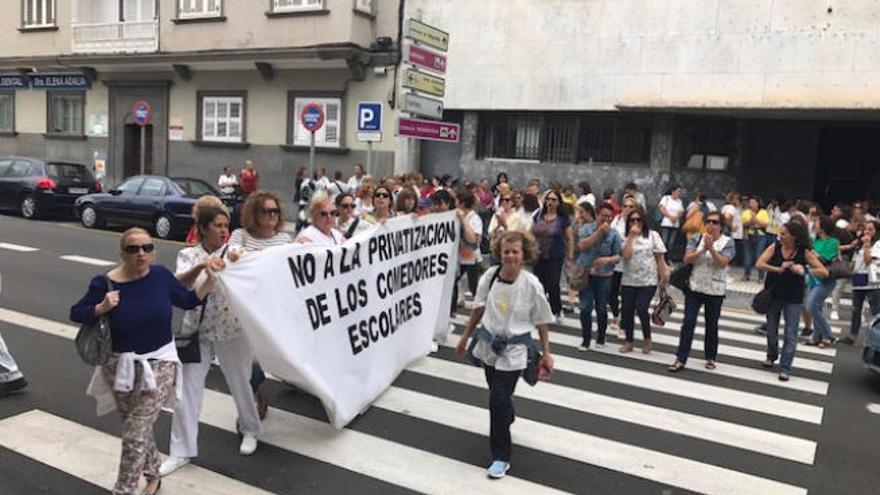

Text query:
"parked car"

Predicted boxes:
[[863, 314, 880, 376], [0, 157, 101, 219], [74, 175, 241, 240]]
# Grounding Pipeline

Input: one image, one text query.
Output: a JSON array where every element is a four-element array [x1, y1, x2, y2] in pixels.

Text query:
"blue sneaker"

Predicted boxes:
[[487, 460, 510, 479]]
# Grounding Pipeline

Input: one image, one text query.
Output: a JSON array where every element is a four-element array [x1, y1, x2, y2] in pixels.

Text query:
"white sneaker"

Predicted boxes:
[[577, 344, 589, 352], [159, 456, 190, 476], [239, 433, 258, 456], [830, 310, 840, 321], [617, 329, 625, 340], [431, 341, 439, 353]]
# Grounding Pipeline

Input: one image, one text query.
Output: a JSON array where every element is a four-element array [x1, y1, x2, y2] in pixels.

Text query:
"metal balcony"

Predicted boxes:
[[71, 20, 158, 54]]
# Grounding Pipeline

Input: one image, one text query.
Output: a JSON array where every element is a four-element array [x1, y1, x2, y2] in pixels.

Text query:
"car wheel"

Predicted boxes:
[[154, 214, 174, 239], [20, 194, 39, 219], [80, 205, 100, 229]]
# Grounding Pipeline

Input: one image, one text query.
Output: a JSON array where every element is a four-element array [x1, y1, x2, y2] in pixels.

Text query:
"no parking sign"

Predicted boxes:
[[300, 103, 325, 133]]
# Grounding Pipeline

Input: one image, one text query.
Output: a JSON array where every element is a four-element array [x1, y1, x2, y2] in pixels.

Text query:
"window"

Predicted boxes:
[[22, 0, 55, 28], [116, 177, 145, 195], [200, 94, 245, 143], [7, 160, 33, 178], [677, 118, 736, 171], [478, 114, 543, 160], [0, 93, 13, 133], [179, 0, 222, 18], [354, 0, 375, 15], [0, 159, 12, 176], [47, 92, 85, 136], [291, 97, 341, 148], [138, 178, 167, 197], [272, 0, 323, 13], [123, 0, 156, 21]]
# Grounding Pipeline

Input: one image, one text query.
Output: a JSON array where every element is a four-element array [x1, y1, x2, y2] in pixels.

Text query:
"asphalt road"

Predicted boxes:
[[1, 214, 879, 495]]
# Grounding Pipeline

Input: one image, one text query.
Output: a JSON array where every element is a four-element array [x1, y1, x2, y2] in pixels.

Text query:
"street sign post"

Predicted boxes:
[[403, 68, 445, 97], [131, 100, 152, 175], [300, 103, 325, 179], [402, 93, 444, 120], [356, 102, 383, 175], [397, 117, 460, 143], [404, 43, 447, 74], [405, 19, 449, 52]]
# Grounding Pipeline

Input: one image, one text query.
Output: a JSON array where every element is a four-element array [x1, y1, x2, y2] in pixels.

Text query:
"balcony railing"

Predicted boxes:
[[71, 20, 158, 54]]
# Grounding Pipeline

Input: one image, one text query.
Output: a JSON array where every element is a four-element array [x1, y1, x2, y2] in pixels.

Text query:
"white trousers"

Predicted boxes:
[[169, 336, 263, 458], [0, 331, 23, 383]]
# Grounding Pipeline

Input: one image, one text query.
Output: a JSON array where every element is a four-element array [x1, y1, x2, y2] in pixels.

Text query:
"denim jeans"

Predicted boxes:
[[765, 300, 802, 374], [851, 289, 880, 336], [806, 279, 837, 343], [484, 366, 521, 462], [621, 285, 657, 342], [659, 227, 679, 260], [578, 275, 612, 346], [744, 235, 768, 280], [0, 331, 23, 383], [675, 290, 724, 364]]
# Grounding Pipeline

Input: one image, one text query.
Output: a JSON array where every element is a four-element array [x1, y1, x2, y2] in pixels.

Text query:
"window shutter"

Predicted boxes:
[[355, 0, 374, 15], [322, 101, 339, 146]]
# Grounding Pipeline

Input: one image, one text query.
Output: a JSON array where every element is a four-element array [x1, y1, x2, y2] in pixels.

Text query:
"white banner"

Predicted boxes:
[[220, 211, 459, 428]]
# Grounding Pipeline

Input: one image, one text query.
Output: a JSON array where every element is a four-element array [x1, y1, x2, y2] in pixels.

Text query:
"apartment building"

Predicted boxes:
[[411, 0, 880, 208], [0, 0, 401, 204]]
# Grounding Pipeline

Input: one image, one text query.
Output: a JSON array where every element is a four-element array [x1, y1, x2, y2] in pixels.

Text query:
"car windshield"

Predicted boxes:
[[172, 178, 217, 196], [48, 163, 93, 180]]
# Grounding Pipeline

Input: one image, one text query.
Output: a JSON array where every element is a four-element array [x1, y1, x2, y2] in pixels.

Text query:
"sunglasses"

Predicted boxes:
[[260, 208, 281, 216], [339, 203, 354, 209], [545, 197, 559, 202], [123, 243, 155, 254], [705, 219, 721, 225], [630, 217, 643, 222], [374, 192, 390, 199], [319, 210, 337, 218]]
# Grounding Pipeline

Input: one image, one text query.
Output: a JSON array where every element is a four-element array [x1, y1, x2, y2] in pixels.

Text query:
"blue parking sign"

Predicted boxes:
[[357, 102, 382, 132]]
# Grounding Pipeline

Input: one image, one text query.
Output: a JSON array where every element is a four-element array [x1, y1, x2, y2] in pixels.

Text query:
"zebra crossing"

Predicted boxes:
[[0, 301, 834, 495]]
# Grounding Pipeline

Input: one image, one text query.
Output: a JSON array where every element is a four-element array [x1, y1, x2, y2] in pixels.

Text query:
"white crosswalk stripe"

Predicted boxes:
[[0, 305, 828, 495], [0, 242, 39, 252], [59, 254, 116, 266]]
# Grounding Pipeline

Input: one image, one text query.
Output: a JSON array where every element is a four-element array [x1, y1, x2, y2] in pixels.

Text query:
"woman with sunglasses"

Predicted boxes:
[[296, 191, 345, 245], [489, 191, 519, 239], [70, 227, 218, 495], [228, 190, 292, 418], [161, 204, 262, 479], [620, 211, 668, 353], [335, 192, 368, 240], [531, 189, 575, 321], [668, 211, 735, 372], [609, 196, 640, 337], [363, 185, 396, 225], [839, 220, 880, 345]]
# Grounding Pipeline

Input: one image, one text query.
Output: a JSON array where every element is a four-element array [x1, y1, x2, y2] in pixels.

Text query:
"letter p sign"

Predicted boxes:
[[357, 102, 382, 132]]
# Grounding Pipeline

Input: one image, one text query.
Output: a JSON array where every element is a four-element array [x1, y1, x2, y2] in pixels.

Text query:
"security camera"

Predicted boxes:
[[373, 66, 389, 76]]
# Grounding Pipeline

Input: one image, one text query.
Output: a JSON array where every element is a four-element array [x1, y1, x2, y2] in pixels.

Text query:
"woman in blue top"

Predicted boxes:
[[576, 202, 622, 350], [531, 189, 575, 321], [70, 227, 218, 495]]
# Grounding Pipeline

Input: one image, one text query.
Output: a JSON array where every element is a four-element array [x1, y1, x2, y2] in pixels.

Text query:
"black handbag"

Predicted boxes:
[[826, 256, 852, 280], [669, 264, 693, 292], [74, 278, 114, 366], [751, 286, 773, 314], [176, 300, 207, 364]]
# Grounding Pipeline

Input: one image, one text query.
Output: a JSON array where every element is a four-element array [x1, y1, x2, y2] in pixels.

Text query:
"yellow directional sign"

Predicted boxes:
[[403, 68, 445, 97], [405, 19, 449, 52]]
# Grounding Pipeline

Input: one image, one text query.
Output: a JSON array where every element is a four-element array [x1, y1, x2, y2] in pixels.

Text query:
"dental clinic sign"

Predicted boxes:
[[31, 74, 91, 90]]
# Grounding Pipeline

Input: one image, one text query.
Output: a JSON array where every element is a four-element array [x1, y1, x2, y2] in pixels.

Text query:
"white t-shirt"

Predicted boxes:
[[347, 175, 363, 194], [217, 173, 237, 194], [835, 218, 850, 230], [328, 180, 349, 202], [610, 215, 627, 272], [622, 230, 667, 287], [577, 193, 596, 208], [314, 176, 330, 193], [659, 195, 684, 228], [721, 204, 744, 240], [296, 225, 344, 245], [472, 268, 554, 371], [459, 210, 483, 265], [853, 240, 880, 291]]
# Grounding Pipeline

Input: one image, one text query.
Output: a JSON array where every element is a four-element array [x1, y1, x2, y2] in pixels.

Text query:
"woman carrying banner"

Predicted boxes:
[[296, 191, 345, 245], [70, 228, 217, 495], [362, 185, 395, 225], [160, 205, 263, 478], [228, 190, 292, 419], [455, 230, 554, 480], [335, 192, 369, 240]]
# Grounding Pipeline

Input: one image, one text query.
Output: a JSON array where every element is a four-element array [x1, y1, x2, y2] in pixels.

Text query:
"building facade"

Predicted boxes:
[[409, 0, 880, 208], [0, 0, 404, 208]]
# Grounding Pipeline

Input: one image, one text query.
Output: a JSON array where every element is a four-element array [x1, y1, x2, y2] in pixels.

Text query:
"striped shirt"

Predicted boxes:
[[228, 229, 292, 253]]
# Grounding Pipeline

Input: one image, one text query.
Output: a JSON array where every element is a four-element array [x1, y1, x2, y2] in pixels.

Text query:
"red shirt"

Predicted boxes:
[[240, 169, 258, 194]]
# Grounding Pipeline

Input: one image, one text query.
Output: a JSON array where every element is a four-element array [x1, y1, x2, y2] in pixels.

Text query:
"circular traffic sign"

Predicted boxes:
[[131, 100, 152, 126], [300, 103, 325, 133]]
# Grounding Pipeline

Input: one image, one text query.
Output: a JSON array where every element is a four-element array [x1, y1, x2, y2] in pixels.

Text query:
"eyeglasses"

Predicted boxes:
[[339, 203, 354, 209], [705, 219, 721, 225], [123, 243, 155, 254], [374, 192, 390, 199], [630, 217, 643, 222], [260, 208, 280, 216], [318, 210, 337, 218]]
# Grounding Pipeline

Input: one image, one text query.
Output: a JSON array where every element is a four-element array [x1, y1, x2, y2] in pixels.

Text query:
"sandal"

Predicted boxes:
[[618, 343, 634, 353], [704, 360, 716, 370], [141, 478, 161, 495], [667, 361, 685, 373]]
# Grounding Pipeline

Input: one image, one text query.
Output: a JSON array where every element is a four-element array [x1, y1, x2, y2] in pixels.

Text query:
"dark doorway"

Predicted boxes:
[[123, 123, 153, 178], [814, 125, 880, 210]]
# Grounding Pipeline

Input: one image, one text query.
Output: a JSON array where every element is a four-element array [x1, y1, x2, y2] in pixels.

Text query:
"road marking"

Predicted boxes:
[[0, 307, 78, 340], [59, 255, 115, 267], [402, 358, 817, 464], [868, 403, 880, 415], [57, 222, 188, 246], [0, 242, 39, 252], [450, 316, 830, 394], [376, 387, 808, 495], [0, 410, 274, 495], [199, 390, 566, 495]]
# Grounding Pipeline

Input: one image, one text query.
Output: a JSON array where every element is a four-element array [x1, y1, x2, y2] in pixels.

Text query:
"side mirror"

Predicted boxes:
[[109, 189, 121, 196]]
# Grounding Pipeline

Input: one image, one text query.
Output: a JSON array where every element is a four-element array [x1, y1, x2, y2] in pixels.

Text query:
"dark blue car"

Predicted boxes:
[[74, 175, 241, 240]]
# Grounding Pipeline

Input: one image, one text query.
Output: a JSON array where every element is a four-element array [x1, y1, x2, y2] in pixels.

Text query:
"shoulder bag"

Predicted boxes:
[[74, 277, 115, 366], [568, 264, 590, 291], [651, 288, 676, 327], [751, 286, 773, 314], [175, 304, 206, 364]]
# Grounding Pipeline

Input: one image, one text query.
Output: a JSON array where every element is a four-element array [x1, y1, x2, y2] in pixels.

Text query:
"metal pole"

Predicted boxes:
[[366, 141, 373, 176], [308, 131, 316, 179], [139, 125, 146, 175]]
